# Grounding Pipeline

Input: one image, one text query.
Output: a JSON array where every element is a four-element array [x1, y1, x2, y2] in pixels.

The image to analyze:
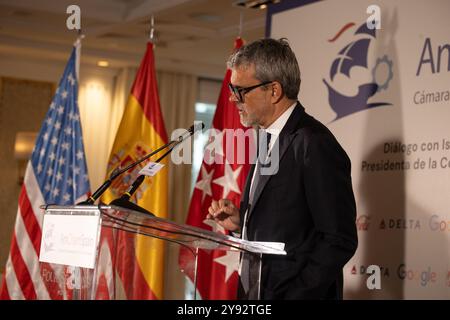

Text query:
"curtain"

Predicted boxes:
[[156, 71, 197, 299], [156, 70, 197, 220]]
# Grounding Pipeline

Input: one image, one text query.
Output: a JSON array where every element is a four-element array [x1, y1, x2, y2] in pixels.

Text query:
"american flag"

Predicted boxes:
[[0, 41, 91, 299]]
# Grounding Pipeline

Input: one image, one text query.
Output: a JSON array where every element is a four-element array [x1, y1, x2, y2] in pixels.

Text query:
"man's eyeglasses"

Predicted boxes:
[[228, 81, 273, 103]]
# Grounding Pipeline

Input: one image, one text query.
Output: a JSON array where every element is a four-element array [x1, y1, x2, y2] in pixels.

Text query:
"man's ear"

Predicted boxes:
[[270, 81, 284, 103]]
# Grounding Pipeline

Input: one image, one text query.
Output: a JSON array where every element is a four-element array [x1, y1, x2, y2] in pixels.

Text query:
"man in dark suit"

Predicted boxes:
[[207, 38, 357, 300]]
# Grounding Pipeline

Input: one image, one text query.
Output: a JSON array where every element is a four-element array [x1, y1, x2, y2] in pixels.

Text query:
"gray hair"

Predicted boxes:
[[227, 38, 301, 99]]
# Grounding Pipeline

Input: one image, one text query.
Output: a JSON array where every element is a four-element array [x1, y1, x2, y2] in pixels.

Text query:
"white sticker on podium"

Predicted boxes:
[[139, 162, 164, 177], [39, 214, 101, 269]]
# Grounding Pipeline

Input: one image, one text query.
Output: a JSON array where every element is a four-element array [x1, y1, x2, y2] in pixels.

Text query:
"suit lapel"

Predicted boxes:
[[247, 103, 305, 219]]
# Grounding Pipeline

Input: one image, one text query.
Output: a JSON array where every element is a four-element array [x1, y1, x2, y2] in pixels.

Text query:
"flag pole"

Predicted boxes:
[[74, 29, 85, 80], [149, 15, 155, 42]]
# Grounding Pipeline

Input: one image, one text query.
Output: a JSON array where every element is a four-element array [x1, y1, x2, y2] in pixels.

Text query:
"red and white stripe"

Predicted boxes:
[[94, 229, 116, 299], [2, 163, 55, 299], [0, 162, 115, 300]]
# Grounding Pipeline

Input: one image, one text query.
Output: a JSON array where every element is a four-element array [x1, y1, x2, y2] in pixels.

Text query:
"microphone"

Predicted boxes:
[[77, 122, 204, 206], [108, 122, 204, 215]]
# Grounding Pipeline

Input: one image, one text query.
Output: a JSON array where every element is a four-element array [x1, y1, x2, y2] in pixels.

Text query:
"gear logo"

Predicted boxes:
[[323, 22, 392, 121], [372, 55, 394, 92]]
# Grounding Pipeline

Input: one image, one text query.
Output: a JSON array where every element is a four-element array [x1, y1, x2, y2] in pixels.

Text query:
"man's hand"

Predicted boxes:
[[206, 199, 240, 232]]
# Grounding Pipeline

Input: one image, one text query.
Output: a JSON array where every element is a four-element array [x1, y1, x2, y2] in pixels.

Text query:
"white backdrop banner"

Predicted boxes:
[[269, 0, 450, 299]]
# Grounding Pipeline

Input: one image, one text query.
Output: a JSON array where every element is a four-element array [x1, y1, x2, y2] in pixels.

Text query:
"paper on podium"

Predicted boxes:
[[229, 238, 286, 255], [249, 241, 285, 252]]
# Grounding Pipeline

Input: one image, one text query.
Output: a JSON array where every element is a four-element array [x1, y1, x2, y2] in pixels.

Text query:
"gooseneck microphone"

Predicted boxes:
[[108, 122, 204, 215], [77, 122, 204, 207]]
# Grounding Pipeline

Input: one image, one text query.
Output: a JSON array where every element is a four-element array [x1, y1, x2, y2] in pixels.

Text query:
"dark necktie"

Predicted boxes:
[[248, 130, 271, 207]]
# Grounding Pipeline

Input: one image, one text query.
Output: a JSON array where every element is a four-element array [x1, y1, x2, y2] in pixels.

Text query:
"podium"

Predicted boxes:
[[39, 205, 286, 300]]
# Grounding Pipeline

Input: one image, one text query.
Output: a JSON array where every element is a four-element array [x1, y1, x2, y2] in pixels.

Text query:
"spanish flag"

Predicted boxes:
[[102, 42, 168, 299]]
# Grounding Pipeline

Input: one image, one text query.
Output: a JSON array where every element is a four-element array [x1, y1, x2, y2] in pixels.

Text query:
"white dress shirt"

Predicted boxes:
[[240, 102, 297, 239], [247, 102, 297, 198]]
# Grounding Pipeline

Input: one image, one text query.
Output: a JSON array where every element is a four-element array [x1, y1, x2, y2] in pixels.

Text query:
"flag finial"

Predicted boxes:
[[74, 29, 85, 47], [149, 15, 155, 42]]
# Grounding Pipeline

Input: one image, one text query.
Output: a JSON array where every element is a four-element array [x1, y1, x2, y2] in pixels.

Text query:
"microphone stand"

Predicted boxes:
[[108, 130, 194, 215], [77, 137, 179, 206]]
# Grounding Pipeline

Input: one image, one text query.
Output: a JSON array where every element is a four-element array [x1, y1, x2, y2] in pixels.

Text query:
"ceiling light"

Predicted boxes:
[[97, 60, 109, 67], [233, 0, 281, 9]]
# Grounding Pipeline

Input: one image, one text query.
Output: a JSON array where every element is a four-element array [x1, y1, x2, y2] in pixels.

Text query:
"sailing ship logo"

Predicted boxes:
[[323, 22, 393, 121]]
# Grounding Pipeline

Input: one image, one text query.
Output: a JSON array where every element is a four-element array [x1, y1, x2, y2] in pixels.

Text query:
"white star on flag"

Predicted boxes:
[[68, 73, 75, 86], [213, 251, 240, 283], [64, 126, 72, 136], [195, 166, 214, 203], [55, 171, 62, 182], [61, 142, 70, 150], [76, 150, 84, 160], [54, 121, 61, 130], [52, 187, 60, 198], [213, 162, 242, 198], [63, 193, 71, 202]]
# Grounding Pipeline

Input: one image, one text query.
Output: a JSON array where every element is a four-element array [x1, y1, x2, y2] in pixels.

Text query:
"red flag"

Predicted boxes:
[[179, 38, 255, 299]]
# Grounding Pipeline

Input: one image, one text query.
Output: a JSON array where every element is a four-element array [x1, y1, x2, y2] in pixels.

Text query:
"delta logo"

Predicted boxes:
[[356, 214, 370, 231], [350, 264, 390, 277], [379, 218, 421, 230], [323, 21, 393, 120]]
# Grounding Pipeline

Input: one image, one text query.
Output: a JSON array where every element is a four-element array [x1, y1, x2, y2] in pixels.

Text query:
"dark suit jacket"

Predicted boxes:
[[239, 102, 358, 300]]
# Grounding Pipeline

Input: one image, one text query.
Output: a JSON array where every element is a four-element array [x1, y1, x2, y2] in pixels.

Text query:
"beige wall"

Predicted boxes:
[[0, 77, 55, 274]]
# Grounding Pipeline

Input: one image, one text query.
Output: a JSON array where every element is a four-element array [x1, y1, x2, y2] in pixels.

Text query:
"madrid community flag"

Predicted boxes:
[[0, 41, 91, 299], [101, 42, 168, 300], [179, 38, 254, 299]]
